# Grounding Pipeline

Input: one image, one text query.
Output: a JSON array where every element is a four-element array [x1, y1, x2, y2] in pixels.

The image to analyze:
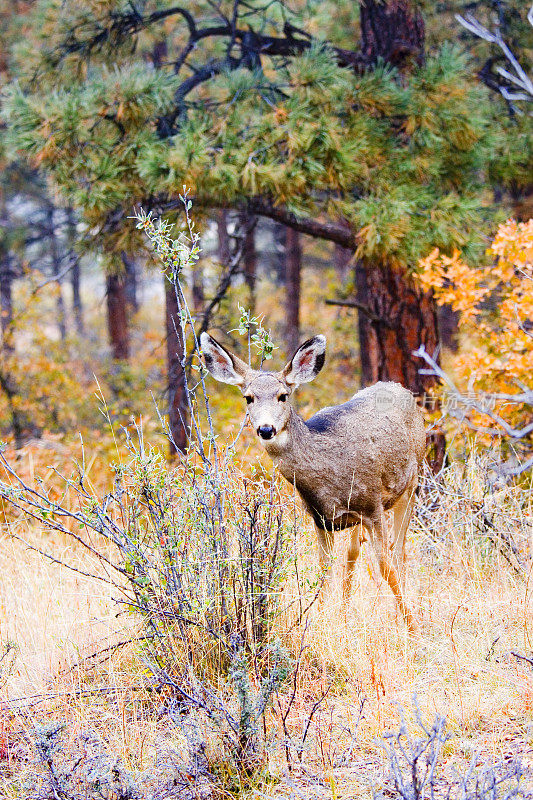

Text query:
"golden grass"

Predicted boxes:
[[0, 529, 128, 699], [0, 441, 532, 797]]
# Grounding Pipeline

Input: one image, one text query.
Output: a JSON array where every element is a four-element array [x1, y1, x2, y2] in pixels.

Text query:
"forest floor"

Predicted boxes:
[[1, 437, 532, 798]]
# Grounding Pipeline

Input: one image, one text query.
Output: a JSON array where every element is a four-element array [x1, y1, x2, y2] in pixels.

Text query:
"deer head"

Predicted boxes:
[[200, 332, 326, 442]]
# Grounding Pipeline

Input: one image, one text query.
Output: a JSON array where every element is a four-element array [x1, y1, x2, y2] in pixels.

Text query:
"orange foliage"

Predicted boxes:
[[417, 218, 533, 437]]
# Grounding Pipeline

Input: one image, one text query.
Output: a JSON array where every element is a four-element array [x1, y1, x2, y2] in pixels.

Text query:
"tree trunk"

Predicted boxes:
[[356, 262, 446, 471], [356, 0, 433, 387], [273, 222, 287, 285], [165, 279, 188, 455], [122, 251, 139, 313], [0, 249, 14, 354], [354, 260, 373, 387], [217, 210, 231, 267], [334, 242, 352, 285], [241, 214, 257, 311], [191, 258, 205, 314], [71, 258, 84, 336], [67, 209, 84, 336], [285, 227, 301, 356], [359, 0, 425, 67], [0, 243, 39, 446], [48, 206, 67, 341], [356, 262, 439, 392], [438, 304, 460, 353], [106, 274, 130, 360], [356, 0, 445, 471]]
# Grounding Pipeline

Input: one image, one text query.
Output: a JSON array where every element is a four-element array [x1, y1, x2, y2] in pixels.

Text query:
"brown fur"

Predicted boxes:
[[200, 333, 426, 633]]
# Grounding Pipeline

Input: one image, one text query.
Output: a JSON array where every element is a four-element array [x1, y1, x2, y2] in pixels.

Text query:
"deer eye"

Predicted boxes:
[[278, 393, 288, 403], [245, 395, 254, 404]]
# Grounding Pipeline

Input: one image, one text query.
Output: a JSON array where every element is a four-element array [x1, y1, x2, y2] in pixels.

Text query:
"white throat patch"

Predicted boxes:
[[260, 429, 289, 451]]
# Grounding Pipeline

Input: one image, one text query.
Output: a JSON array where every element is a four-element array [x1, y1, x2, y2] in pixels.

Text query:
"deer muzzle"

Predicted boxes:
[[258, 425, 276, 440]]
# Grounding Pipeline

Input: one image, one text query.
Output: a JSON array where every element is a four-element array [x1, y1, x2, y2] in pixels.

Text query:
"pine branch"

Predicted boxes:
[[150, 194, 357, 248], [53, 8, 368, 72], [48, 4, 370, 139], [247, 198, 357, 247]]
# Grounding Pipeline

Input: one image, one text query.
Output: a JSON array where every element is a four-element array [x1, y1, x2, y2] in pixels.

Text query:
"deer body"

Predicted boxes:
[[265, 386, 423, 529], [201, 333, 425, 633]]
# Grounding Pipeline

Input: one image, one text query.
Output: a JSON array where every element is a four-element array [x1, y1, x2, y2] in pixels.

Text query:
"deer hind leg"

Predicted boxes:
[[342, 522, 366, 605], [316, 525, 334, 599], [391, 478, 417, 591], [368, 507, 418, 636]]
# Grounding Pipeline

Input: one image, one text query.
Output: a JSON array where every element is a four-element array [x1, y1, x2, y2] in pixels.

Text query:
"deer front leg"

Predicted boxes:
[[316, 525, 334, 599], [368, 508, 418, 636]]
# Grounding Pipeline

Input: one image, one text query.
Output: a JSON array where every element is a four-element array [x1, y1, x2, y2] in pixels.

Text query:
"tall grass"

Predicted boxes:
[[0, 198, 531, 796]]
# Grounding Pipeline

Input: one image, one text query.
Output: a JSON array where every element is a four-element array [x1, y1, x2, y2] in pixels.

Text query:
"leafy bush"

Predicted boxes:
[[0, 197, 311, 789], [416, 219, 532, 473]]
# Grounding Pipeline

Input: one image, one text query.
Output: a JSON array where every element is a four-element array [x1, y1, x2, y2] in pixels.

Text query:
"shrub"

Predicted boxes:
[[375, 703, 531, 800], [416, 219, 532, 476], [0, 196, 312, 790]]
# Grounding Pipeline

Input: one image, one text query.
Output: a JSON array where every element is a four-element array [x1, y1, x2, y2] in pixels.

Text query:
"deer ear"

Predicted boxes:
[[282, 335, 326, 387], [200, 332, 249, 386]]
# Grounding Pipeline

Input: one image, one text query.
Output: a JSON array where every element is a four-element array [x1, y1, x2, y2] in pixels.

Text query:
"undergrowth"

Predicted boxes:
[[0, 197, 531, 798]]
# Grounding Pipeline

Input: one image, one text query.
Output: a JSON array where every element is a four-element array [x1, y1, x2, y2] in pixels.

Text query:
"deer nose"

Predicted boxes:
[[258, 425, 276, 440]]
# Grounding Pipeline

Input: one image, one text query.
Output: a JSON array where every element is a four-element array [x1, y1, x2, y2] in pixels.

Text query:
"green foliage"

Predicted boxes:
[[4, 64, 180, 218], [2, 1, 521, 270], [234, 305, 278, 363], [134, 195, 200, 281]]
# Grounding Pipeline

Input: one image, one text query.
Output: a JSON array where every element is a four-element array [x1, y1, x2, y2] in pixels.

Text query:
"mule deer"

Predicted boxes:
[[201, 332, 425, 633]]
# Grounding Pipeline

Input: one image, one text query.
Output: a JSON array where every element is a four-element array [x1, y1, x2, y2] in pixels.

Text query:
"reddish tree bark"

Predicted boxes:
[[355, 263, 446, 471], [359, 0, 425, 67], [285, 227, 301, 356], [356, 263, 438, 392], [106, 274, 130, 360], [165, 280, 188, 455], [355, 0, 445, 471], [241, 214, 257, 310]]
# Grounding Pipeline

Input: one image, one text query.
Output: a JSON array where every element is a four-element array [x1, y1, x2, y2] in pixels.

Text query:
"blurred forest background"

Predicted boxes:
[[0, 0, 532, 797], [0, 0, 531, 461]]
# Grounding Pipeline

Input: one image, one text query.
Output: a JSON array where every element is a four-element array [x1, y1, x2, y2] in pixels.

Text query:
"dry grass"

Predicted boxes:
[[0, 442, 532, 797], [0, 531, 122, 698]]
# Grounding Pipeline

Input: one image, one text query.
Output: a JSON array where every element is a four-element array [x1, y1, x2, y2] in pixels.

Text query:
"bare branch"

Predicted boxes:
[[456, 9, 533, 111], [325, 297, 394, 327], [413, 345, 533, 477]]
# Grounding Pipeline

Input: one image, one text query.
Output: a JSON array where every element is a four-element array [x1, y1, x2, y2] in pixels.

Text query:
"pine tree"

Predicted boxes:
[[2, 0, 529, 449]]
